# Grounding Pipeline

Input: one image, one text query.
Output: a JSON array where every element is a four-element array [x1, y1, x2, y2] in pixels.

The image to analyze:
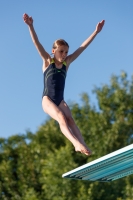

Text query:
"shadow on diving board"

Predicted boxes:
[[62, 144, 133, 182]]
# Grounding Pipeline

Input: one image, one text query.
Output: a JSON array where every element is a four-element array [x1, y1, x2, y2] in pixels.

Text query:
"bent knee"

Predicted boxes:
[[66, 116, 75, 126], [57, 111, 67, 124]]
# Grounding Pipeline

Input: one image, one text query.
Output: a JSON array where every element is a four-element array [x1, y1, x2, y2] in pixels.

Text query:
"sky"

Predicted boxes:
[[0, 1, 133, 138]]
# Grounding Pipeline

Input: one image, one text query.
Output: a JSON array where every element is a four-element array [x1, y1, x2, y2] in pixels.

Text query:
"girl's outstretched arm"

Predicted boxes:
[[66, 20, 105, 66], [23, 13, 50, 62]]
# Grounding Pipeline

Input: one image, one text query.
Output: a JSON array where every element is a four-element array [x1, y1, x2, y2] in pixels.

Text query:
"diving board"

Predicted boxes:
[[62, 144, 133, 182]]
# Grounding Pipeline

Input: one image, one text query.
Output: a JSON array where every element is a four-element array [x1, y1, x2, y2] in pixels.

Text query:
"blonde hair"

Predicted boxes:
[[52, 39, 69, 49]]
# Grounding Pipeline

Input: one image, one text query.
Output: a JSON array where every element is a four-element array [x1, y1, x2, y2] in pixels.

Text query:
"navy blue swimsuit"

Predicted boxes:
[[42, 59, 67, 106]]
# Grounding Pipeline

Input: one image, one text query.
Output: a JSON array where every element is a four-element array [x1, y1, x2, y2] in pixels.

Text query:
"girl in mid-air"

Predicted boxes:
[[23, 13, 105, 156]]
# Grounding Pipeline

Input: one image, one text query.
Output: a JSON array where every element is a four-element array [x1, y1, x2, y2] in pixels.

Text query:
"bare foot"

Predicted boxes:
[[74, 141, 92, 156]]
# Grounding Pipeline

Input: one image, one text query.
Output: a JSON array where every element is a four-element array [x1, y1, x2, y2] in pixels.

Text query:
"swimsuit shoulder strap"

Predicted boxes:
[[51, 58, 54, 64], [51, 58, 66, 66], [63, 61, 66, 66]]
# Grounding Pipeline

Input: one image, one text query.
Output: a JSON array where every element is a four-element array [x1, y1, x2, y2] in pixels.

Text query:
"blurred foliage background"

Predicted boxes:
[[0, 72, 133, 200]]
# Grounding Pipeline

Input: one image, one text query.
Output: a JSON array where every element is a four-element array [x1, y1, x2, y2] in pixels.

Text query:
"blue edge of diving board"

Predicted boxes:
[[62, 144, 133, 182]]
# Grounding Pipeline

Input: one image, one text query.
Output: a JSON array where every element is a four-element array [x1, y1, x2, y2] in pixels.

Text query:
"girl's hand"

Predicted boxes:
[[96, 20, 105, 33], [23, 13, 33, 26]]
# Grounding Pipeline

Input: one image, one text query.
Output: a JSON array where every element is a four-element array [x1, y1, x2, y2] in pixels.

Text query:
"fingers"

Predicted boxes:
[[23, 13, 33, 25], [101, 20, 105, 23], [23, 13, 29, 21], [98, 20, 105, 26], [100, 20, 105, 27], [97, 20, 105, 31], [23, 13, 29, 17], [23, 13, 28, 18], [29, 16, 33, 21]]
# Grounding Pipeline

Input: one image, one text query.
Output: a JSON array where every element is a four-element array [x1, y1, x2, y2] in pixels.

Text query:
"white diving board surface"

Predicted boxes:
[[62, 144, 133, 182]]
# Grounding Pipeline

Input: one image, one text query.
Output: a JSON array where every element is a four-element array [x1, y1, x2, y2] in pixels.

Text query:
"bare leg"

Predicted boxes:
[[42, 96, 91, 155], [59, 100, 92, 155], [69, 123, 87, 147]]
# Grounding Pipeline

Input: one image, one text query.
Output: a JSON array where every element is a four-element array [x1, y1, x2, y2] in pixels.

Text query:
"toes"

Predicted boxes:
[[75, 148, 92, 156], [83, 149, 92, 156]]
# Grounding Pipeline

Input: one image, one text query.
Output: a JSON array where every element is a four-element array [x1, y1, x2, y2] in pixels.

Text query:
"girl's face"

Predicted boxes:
[[52, 45, 69, 63]]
